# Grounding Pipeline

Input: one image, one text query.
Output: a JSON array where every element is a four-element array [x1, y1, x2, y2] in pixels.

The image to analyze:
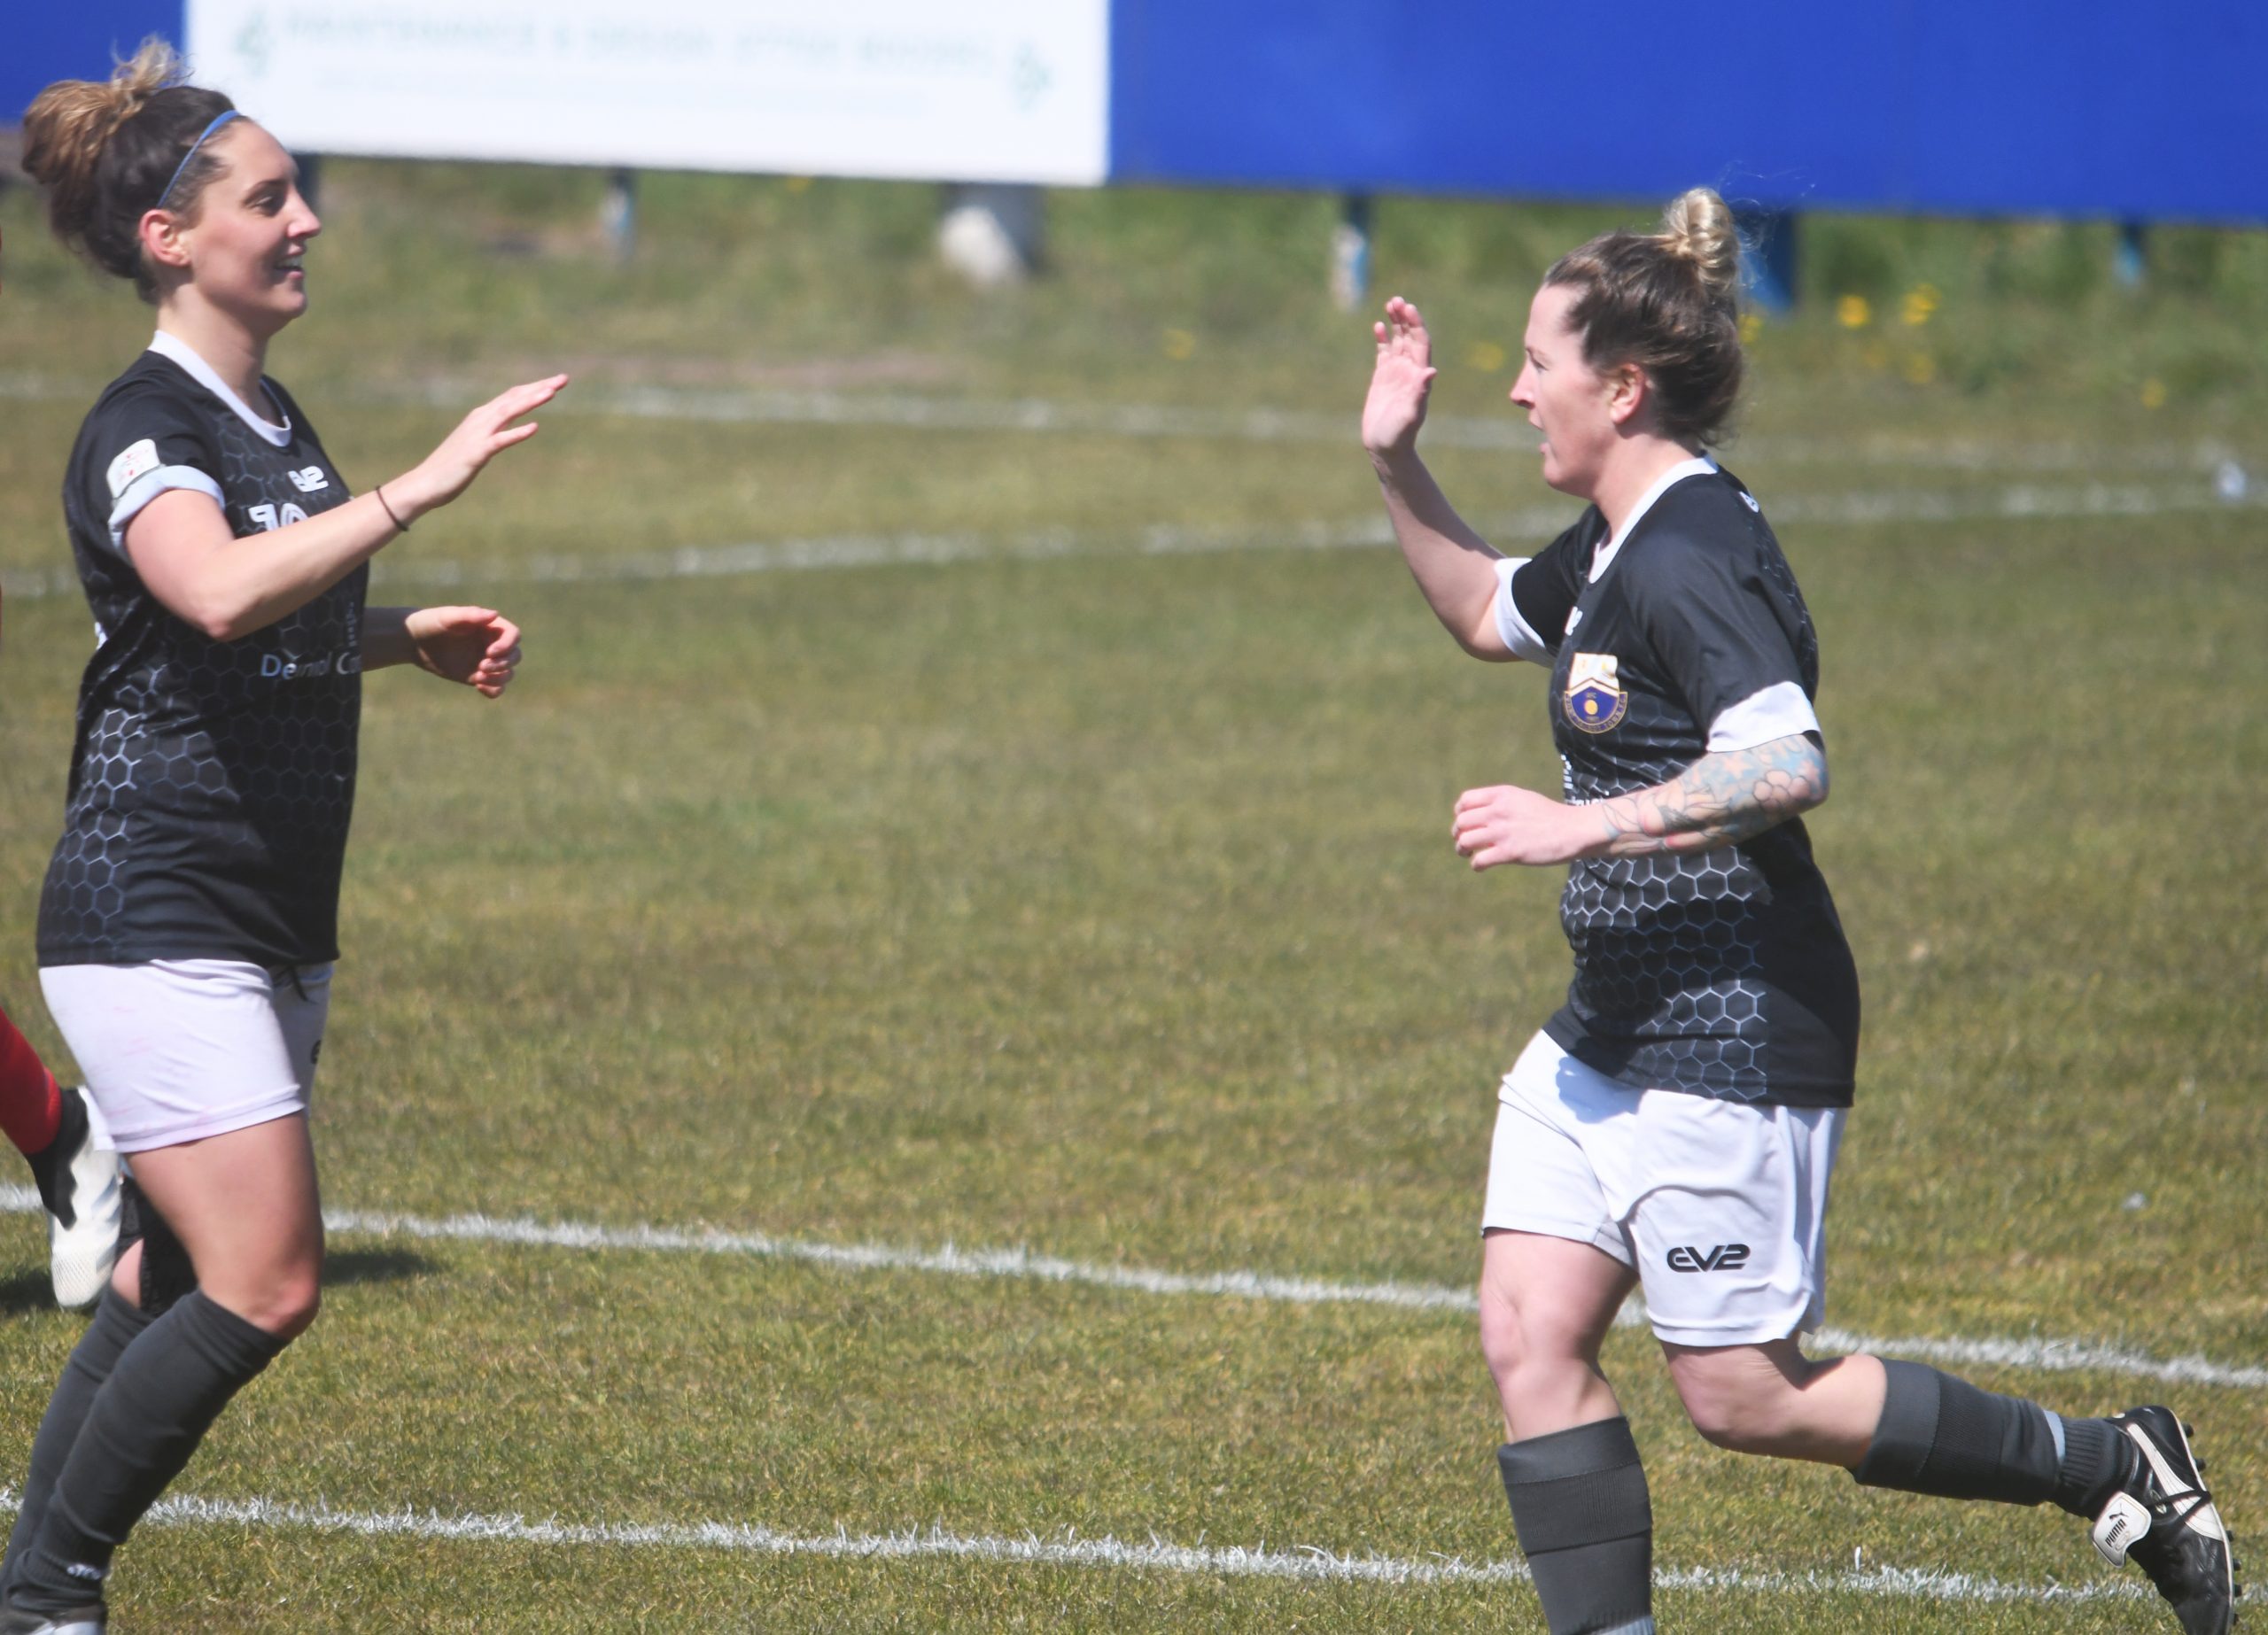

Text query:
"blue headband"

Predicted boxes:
[[157, 109, 243, 208]]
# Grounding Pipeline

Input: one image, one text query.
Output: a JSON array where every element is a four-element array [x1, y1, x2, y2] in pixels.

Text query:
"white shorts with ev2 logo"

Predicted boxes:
[[1481, 1031, 1843, 1347]]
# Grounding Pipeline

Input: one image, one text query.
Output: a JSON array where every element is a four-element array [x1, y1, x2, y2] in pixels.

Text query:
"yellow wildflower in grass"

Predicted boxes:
[[784, 175, 814, 194], [1738, 313, 1765, 345], [1464, 340, 1508, 373], [1837, 294, 1872, 329], [1900, 283, 1942, 327], [1902, 351, 1938, 386], [2141, 377, 2169, 410], [1162, 329, 1197, 361]]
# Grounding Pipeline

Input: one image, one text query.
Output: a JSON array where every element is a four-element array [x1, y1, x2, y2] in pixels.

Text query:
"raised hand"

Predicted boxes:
[[400, 605, 523, 698], [1361, 297, 1438, 461], [387, 375, 569, 523]]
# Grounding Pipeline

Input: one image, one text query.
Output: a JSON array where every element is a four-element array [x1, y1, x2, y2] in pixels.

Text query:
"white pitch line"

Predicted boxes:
[[198, 376, 2268, 477], [0, 514, 1392, 601], [2, 478, 2258, 603], [0, 1490, 2148, 1607], [320, 1205, 1482, 1312], [4, 369, 2259, 478], [4, 1187, 2256, 1391]]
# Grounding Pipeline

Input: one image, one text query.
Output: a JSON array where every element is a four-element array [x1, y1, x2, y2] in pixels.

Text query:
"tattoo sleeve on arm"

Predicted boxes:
[[1586, 733, 1829, 857]]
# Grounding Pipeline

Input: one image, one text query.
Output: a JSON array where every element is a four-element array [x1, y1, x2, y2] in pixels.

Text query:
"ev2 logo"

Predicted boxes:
[[287, 466, 330, 492], [1666, 1243, 1751, 1273], [245, 501, 310, 531]]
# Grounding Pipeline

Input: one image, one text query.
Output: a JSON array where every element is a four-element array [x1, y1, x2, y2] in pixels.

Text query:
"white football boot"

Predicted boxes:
[[27, 1087, 122, 1311]]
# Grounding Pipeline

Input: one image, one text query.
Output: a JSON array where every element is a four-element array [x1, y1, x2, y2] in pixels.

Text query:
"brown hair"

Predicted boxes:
[[1544, 187, 1745, 446], [21, 39, 237, 303]]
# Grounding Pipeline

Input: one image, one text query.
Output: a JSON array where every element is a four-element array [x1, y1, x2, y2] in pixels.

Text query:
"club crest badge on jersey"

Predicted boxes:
[[1565, 652, 1627, 733]]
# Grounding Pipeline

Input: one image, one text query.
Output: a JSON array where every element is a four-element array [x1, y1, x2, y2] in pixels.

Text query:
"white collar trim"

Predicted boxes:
[[1589, 454, 1717, 582], [148, 329, 292, 446]]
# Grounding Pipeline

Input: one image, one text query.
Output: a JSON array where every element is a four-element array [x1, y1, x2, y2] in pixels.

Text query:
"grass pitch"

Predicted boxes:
[[0, 165, 2262, 1630]]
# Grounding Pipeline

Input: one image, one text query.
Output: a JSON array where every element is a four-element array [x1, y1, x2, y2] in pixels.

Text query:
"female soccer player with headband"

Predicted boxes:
[[5, 43, 563, 1631]]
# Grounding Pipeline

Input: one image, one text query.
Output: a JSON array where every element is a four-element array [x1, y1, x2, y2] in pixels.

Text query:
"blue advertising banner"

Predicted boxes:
[[1107, 0, 2268, 224], [12, 0, 2266, 224], [4, 0, 183, 134]]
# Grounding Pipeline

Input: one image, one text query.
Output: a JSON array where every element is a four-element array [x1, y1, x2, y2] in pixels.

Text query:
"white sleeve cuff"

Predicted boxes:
[[1491, 557, 1555, 665], [1707, 679, 1820, 752], [107, 466, 224, 554]]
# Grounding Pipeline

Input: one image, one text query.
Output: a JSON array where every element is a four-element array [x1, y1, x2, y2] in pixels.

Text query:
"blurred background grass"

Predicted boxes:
[[6, 162, 2267, 417]]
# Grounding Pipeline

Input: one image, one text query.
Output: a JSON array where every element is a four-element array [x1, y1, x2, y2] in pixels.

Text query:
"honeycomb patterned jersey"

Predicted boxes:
[[1503, 468, 1860, 1108], [39, 350, 363, 969]]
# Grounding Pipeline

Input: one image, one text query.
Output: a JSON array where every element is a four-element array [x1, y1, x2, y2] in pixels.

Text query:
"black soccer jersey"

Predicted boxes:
[[1503, 464, 1860, 1107], [38, 340, 363, 969]]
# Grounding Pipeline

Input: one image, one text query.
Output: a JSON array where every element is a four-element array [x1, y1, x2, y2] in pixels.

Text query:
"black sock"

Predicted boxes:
[[127, 1182, 198, 1315], [1, 1290, 154, 1596], [2050, 1414, 2135, 1518], [1499, 1417, 1656, 1635], [12, 1290, 285, 1615], [1852, 1360, 2062, 1506]]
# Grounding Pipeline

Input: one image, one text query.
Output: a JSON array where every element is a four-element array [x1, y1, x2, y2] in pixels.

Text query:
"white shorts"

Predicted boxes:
[[41, 959, 330, 1154], [1481, 1031, 1842, 1347]]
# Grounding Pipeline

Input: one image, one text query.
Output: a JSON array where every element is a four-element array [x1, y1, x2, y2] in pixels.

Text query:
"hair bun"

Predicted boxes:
[[20, 39, 183, 197], [22, 39, 234, 295], [1659, 187, 1742, 300]]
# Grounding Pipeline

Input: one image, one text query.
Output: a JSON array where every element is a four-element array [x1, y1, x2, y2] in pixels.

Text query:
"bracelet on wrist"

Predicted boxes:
[[375, 484, 410, 532]]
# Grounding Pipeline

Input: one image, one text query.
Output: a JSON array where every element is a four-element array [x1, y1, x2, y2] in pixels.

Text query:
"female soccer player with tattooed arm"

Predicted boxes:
[[3, 45, 561, 1632], [1361, 188, 2233, 1635]]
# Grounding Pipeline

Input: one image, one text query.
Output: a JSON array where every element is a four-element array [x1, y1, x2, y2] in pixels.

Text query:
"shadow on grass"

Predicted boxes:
[[0, 1249, 438, 1315], [0, 1270, 57, 1315], [324, 1247, 439, 1288]]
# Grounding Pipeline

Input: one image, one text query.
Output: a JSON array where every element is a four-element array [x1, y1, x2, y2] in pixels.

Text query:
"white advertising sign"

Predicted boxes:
[[185, 0, 1109, 184]]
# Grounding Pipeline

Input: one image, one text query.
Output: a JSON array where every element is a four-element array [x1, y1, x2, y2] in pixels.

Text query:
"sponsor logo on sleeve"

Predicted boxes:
[[105, 439, 161, 499], [1564, 652, 1627, 733]]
